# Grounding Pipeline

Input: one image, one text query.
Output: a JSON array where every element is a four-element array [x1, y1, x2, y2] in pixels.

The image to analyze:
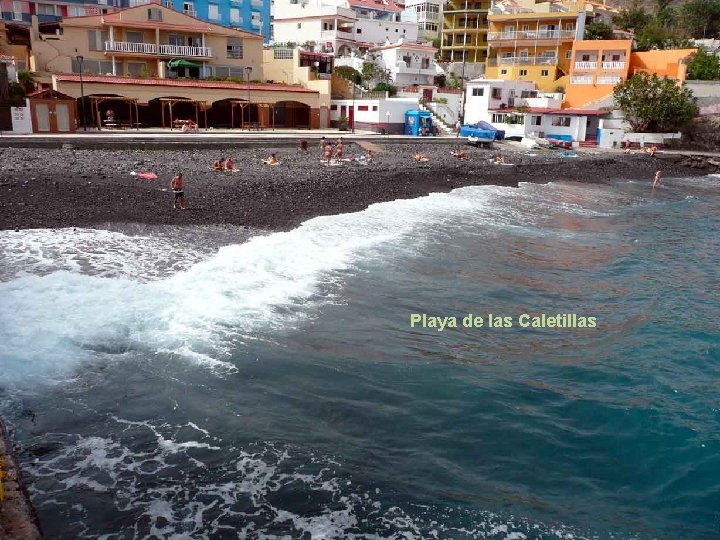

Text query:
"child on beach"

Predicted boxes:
[[171, 172, 185, 210]]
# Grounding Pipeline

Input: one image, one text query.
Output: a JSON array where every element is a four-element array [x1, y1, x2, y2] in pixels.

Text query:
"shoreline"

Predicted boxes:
[[0, 142, 712, 232]]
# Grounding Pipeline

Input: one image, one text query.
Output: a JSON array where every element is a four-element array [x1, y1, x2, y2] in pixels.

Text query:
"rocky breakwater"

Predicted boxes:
[[0, 418, 43, 539], [669, 154, 720, 174]]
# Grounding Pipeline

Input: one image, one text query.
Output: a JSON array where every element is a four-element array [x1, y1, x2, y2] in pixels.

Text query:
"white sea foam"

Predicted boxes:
[[0, 181, 618, 385], [25, 418, 597, 540]]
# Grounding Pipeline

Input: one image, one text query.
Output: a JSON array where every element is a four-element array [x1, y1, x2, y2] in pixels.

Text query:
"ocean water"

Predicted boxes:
[[1, 175, 719, 539]]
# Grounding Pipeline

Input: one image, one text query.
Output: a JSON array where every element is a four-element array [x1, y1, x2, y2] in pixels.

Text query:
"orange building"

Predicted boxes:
[[564, 40, 695, 108]]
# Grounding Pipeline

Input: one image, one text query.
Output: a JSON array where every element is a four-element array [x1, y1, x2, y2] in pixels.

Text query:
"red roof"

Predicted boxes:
[[54, 74, 318, 94], [490, 106, 608, 116], [348, 0, 403, 13], [370, 41, 437, 52]]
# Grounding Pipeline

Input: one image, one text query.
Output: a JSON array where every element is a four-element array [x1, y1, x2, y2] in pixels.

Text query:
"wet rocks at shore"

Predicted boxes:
[[0, 143, 707, 232]]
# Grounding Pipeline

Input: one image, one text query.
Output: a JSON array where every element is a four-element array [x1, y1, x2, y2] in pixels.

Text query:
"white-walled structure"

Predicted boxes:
[[463, 79, 536, 124], [272, 0, 417, 56], [402, 0, 442, 42], [330, 96, 419, 133], [370, 39, 437, 86]]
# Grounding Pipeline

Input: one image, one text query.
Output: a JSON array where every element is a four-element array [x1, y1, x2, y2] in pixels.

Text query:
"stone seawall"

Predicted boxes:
[[0, 418, 43, 539]]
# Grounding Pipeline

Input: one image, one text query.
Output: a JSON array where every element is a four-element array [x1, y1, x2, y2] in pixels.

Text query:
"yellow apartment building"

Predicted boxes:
[[485, 0, 586, 92], [440, 0, 490, 64], [27, 1, 328, 129]]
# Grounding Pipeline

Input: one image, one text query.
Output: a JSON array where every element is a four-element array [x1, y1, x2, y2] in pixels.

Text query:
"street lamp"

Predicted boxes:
[[351, 81, 355, 134], [385, 111, 390, 138], [76, 55, 86, 131], [245, 66, 252, 128]]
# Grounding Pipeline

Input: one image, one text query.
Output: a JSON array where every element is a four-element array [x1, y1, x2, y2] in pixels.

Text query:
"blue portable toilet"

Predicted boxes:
[[405, 110, 433, 136]]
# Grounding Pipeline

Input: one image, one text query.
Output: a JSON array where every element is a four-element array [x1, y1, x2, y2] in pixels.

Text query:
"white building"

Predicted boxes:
[[330, 96, 419, 133], [401, 0, 442, 42], [370, 39, 438, 86], [271, 0, 417, 56]]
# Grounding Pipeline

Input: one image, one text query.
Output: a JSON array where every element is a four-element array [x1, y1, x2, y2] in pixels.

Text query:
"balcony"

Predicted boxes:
[[489, 55, 558, 66], [395, 62, 435, 75], [105, 41, 158, 54], [183, 9, 196, 16], [574, 61, 597, 70], [251, 0, 263, 6], [570, 75, 593, 84], [602, 61, 625, 70], [487, 29, 575, 41], [37, 13, 61, 23], [320, 29, 355, 40], [597, 75, 621, 85], [159, 44, 212, 57]]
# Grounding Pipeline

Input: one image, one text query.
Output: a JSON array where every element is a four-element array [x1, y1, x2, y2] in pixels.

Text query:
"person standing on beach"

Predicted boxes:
[[171, 172, 186, 210], [653, 170, 662, 188]]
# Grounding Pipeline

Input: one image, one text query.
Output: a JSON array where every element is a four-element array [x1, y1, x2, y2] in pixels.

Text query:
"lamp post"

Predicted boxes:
[[385, 110, 390, 138], [76, 55, 86, 131], [351, 81, 355, 134], [245, 66, 252, 128]]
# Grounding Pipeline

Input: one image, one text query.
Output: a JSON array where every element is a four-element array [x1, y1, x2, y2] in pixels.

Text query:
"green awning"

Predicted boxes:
[[167, 59, 201, 69]]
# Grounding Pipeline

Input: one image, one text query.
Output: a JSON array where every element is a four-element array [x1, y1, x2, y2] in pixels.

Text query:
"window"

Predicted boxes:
[[566, 50, 572, 59], [230, 8, 240, 22], [541, 69, 549, 76], [208, 3, 219, 19], [372, 105, 378, 111], [127, 61, 146, 76], [227, 38, 243, 58], [87, 29, 109, 51], [565, 23, 574, 31], [421, 58, 430, 69], [472, 87, 484, 96], [356, 28, 362, 34], [358, 105, 369, 111], [12, 0, 22, 20], [331, 104, 337, 110], [126, 31, 143, 43], [297, 23, 302, 29], [148, 7, 162, 20], [531, 115, 541, 126], [491, 87, 502, 99], [582, 54, 590, 61], [492, 113, 506, 123], [69, 6, 86, 16], [168, 34, 184, 46], [519, 69, 527, 76], [551, 116, 571, 127], [183, 1, 195, 15], [522, 24, 529, 31], [402, 55, 411, 65], [612, 54, 620, 61], [500, 69, 507, 75], [37, 4, 56, 15]]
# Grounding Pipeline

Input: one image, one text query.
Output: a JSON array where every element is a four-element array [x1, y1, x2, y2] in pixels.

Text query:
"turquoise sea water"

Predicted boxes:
[[0, 175, 719, 539]]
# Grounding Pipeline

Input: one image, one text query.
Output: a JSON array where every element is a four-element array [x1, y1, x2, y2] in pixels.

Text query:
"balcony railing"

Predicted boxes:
[[159, 44, 212, 57], [597, 75, 621, 85], [489, 55, 558, 66], [183, 9, 196, 16], [574, 61, 597, 70], [104, 41, 158, 54], [570, 75, 593, 84], [487, 29, 575, 40], [602, 61, 625, 70]]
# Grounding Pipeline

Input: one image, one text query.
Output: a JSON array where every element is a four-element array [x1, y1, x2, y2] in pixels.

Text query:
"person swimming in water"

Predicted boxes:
[[653, 169, 662, 188]]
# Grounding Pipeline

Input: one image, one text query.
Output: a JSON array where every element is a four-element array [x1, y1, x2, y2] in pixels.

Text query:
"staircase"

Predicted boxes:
[[579, 136, 598, 148], [419, 103, 455, 136]]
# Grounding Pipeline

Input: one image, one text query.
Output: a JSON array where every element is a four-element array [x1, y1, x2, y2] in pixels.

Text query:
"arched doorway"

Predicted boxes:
[[274, 100, 311, 129]]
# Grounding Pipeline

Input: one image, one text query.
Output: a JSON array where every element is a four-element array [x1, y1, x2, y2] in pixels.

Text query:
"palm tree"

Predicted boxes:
[[17, 69, 38, 93]]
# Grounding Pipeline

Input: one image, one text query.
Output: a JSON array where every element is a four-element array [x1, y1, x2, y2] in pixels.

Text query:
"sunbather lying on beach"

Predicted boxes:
[[451, 150, 468, 160], [263, 153, 280, 166], [212, 158, 225, 171], [224, 158, 235, 171], [413, 151, 429, 162], [494, 154, 505, 164]]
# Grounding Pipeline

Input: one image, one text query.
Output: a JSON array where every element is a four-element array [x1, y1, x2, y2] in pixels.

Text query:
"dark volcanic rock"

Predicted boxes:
[[0, 144, 706, 232]]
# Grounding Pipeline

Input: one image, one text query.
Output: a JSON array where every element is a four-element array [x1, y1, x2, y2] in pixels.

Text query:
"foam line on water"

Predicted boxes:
[[0, 181, 626, 385]]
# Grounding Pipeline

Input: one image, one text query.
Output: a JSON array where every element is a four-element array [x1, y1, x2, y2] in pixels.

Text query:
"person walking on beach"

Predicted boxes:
[[324, 142, 333, 165], [171, 172, 186, 210], [653, 170, 662, 188], [335, 137, 344, 160]]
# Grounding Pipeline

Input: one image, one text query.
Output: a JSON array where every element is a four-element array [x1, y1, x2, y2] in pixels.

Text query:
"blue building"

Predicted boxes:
[[161, 0, 270, 43], [2, 0, 269, 42]]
